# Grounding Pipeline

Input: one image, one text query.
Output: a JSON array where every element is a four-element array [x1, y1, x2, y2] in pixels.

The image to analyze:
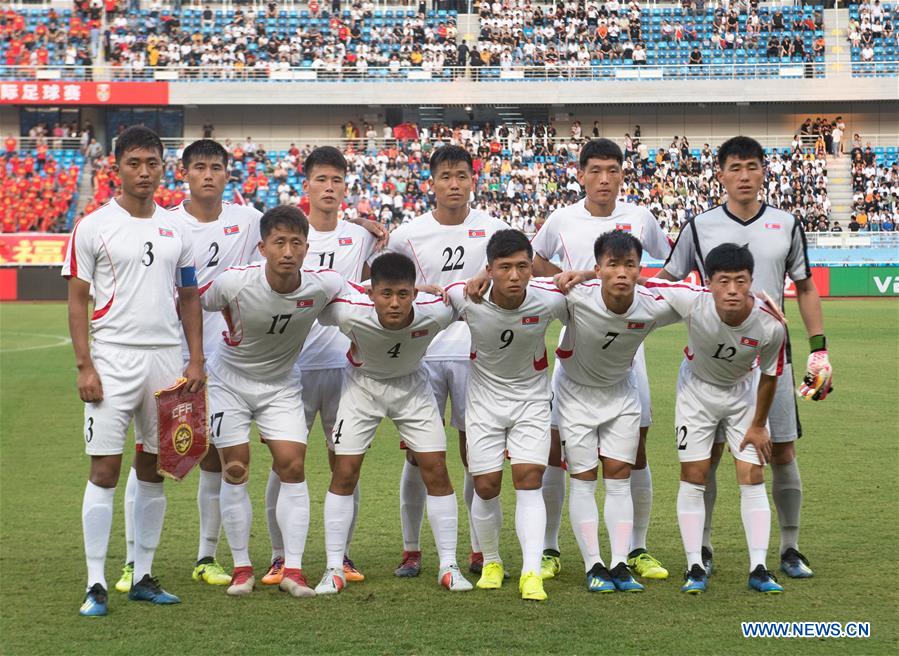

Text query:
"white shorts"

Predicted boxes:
[[298, 367, 344, 449], [332, 368, 447, 456], [83, 343, 182, 456], [424, 359, 469, 431], [465, 384, 551, 475], [556, 369, 641, 474], [675, 361, 761, 465], [550, 346, 652, 430], [207, 361, 307, 449]]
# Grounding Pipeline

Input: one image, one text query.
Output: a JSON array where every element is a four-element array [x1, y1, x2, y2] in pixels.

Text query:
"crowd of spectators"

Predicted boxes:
[[78, 120, 852, 235], [0, 146, 80, 232], [848, 142, 898, 232], [847, 0, 897, 64], [1, 5, 95, 69]]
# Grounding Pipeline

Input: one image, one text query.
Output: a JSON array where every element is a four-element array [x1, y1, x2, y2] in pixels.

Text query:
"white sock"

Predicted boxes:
[[677, 481, 706, 569], [276, 481, 310, 570], [133, 480, 166, 582], [629, 464, 652, 552], [568, 478, 602, 572], [399, 460, 426, 551], [123, 466, 137, 564], [427, 493, 459, 569], [471, 492, 502, 565], [220, 481, 252, 567], [541, 465, 565, 552], [197, 470, 221, 562], [345, 483, 361, 558], [83, 481, 115, 589], [324, 491, 354, 570], [702, 458, 720, 551], [771, 459, 802, 554], [516, 488, 546, 574], [740, 483, 771, 572], [265, 469, 284, 561], [603, 478, 633, 568], [463, 467, 480, 553]]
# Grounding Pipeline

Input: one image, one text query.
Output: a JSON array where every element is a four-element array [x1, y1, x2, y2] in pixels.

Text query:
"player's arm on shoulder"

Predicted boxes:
[[660, 220, 695, 281], [348, 216, 388, 250], [642, 277, 704, 318], [444, 280, 468, 312], [553, 269, 594, 293], [642, 209, 674, 261], [67, 277, 103, 403], [200, 270, 235, 312]]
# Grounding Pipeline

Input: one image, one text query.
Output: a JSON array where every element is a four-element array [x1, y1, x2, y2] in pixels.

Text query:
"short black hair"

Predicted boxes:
[[705, 243, 755, 279], [486, 229, 533, 263], [594, 230, 642, 262], [260, 205, 309, 240], [717, 136, 765, 169], [114, 126, 164, 163], [429, 144, 473, 175], [579, 138, 623, 168], [304, 146, 347, 176], [370, 252, 417, 286], [181, 139, 229, 168]]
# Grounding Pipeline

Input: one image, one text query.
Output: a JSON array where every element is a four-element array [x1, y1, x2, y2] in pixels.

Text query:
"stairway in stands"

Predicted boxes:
[[827, 154, 853, 225]]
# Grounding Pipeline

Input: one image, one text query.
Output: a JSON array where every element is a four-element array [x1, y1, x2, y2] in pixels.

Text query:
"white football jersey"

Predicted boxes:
[[386, 208, 509, 361], [62, 199, 197, 348], [446, 278, 568, 401], [558, 281, 681, 387], [201, 265, 345, 382], [644, 279, 787, 386], [170, 200, 263, 360], [531, 199, 672, 271], [298, 220, 378, 371], [318, 292, 458, 380]]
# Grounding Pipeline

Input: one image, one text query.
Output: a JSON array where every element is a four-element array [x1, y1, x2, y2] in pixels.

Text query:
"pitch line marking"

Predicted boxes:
[[0, 332, 72, 353]]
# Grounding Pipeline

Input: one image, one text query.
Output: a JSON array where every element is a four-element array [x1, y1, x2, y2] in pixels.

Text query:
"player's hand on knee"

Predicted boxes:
[[799, 345, 832, 401], [183, 359, 207, 393], [740, 425, 772, 465], [77, 364, 104, 403]]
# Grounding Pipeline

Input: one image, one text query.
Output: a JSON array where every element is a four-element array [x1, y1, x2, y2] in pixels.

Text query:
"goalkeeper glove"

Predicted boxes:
[[798, 335, 833, 401]]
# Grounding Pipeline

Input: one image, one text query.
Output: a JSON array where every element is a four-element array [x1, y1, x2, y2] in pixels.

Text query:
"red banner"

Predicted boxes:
[[155, 379, 209, 482], [643, 266, 832, 298], [0, 81, 169, 105], [0, 233, 70, 265]]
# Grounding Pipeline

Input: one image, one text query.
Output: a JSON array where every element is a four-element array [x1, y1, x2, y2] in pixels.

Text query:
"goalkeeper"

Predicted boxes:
[[656, 135, 831, 580]]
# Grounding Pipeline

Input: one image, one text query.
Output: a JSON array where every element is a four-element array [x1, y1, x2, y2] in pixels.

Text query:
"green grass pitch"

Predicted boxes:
[[1, 299, 897, 655]]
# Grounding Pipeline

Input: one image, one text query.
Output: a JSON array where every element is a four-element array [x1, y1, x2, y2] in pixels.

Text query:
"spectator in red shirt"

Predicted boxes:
[[4, 135, 16, 155]]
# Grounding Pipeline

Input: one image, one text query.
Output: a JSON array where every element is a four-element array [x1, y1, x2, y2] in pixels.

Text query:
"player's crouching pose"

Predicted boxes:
[[552, 231, 687, 594], [315, 253, 473, 595], [65, 127, 205, 616], [445, 230, 568, 601], [649, 244, 787, 595], [201, 206, 348, 598]]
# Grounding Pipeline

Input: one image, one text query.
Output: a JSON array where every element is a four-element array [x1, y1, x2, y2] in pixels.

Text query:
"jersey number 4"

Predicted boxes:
[[441, 246, 465, 272]]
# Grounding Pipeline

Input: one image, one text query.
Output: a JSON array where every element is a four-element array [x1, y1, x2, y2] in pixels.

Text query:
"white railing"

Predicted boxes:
[[804, 231, 899, 249], [6, 60, 897, 84]]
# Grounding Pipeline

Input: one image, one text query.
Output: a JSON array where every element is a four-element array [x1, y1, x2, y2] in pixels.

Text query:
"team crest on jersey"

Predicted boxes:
[[412, 329, 429, 338], [740, 336, 760, 347], [522, 316, 540, 325], [224, 225, 240, 236], [468, 229, 486, 238], [764, 223, 782, 230], [296, 299, 314, 308], [338, 237, 353, 246], [615, 223, 632, 232], [158, 228, 174, 238], [627, 321, 645, 329]]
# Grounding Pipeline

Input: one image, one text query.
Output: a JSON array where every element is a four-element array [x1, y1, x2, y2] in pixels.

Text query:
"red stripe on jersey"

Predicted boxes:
[[684, 346, 694, 360], [414, 298, 446, 306], [66, 216, 85, 279], [643, 280, 708, 292], [555, 347, 573, 359], [406, 241, 429, 285], [469, 351, 477, 360], [533, 349, 549, 370], [445, 281, 467, 291], [346, 346, 363, 367], [558, 233, 573, 271], [529, 283, 564, 294], [222, 304, 242, 346], [758, 304, 786, 325], [198, 281, 213, 295], [91, 293, 115, 320], [331, 297, 374, 307], [224, 264, 261, 272], [775, 333, 786, 376], [346, 281, 366, 293]]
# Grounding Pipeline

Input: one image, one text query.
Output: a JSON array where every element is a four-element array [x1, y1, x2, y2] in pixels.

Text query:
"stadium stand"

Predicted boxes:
[[848, 0, 898, 76], [849, 143, 898, 230], [0, 147, 82, 232], [78, 123, 842, 233], [0, 6, 93, 70]]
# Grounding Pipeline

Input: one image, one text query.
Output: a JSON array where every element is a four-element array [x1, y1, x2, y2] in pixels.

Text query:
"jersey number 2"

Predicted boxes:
[[207, 241, 220, 267], [441, 246, 464, 272]]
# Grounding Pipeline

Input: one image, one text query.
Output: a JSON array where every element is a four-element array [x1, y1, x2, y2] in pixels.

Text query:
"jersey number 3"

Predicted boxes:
[[142, 241, 154, 266]]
